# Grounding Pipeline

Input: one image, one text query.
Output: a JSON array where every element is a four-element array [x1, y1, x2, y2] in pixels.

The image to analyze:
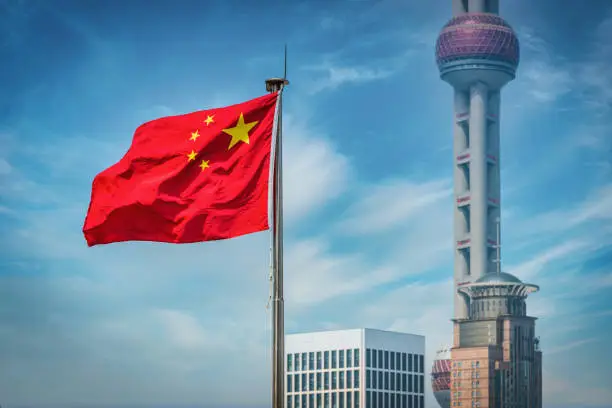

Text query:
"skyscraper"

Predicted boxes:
[[286, 329, 426, 408], [430, 1, 543, 407]]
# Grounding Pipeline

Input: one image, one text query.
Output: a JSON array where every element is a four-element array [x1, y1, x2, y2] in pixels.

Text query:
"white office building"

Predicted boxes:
[[286, 328, 426, 408]]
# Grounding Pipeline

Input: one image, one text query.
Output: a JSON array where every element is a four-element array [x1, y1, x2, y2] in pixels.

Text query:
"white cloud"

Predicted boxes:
[[283, 115, 351, 222], [507, 240, 589, 281], [307, 64, 397, 93], [337, 178, 451, 235], [155, 309, 209, 351]]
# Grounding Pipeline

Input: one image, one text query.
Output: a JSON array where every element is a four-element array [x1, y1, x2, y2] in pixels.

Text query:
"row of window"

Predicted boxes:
[[288, 349, 361, 372], [288, 371, 360, 393], [365, 349, 423, 373], [366, 391, 424, 408], [287, 390, 360, 408], [366, 371, 424, 394], [285, 390, 424, 408], [451, 401, 481, 407]]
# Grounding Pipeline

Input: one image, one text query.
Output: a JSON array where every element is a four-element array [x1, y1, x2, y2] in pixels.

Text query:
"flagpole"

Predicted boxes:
[[266, 67, 288, 408]]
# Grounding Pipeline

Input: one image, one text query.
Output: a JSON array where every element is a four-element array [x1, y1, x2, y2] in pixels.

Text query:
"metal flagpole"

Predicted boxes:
[[266, 45, 289, 408]]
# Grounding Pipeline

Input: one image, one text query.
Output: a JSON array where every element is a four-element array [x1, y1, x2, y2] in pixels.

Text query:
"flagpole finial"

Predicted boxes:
[[266, 78, 289, 93]]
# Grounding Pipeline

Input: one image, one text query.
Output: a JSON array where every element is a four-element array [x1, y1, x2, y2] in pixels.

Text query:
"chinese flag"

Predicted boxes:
[[83, 92, 279, 246]]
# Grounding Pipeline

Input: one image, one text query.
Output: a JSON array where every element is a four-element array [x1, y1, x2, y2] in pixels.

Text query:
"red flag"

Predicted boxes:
[[83, 92, 279, 246]]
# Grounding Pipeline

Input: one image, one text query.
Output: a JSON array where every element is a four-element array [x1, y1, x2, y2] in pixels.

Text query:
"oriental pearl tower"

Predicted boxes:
[[430, 1, 543, 408]]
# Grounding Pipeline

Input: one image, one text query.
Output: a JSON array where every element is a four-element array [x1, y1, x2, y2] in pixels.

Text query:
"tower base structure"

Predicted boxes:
[[450, 273, 542, 408]]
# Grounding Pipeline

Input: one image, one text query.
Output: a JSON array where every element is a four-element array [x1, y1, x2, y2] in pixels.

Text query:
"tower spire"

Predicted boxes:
[[495, 216, 501, 275]]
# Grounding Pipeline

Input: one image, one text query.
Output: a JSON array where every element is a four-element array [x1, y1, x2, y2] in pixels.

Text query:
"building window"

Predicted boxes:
[[354, 349, 360, 367], [309, 373, 315, 391], [366, 391, 372, 408], [402, 394, 407, 408], [390, 371, 395, 390], [309, 352, 315, 370], [378, 371, 383, 390], [325, 393, 330, 408], [301, 353, 307, 371], [390, 351, 396, 370], [325, 372, 330, 390], [378, 350, 383, 369], [309, 394, 314, 408], [408, 354, 413, 372], [340, 371, 345, 389], [340, 392, 345, 408], [413, 375, 418, 394], [419, 396, 424, 408], [294, 395, 300, 408], [287, 374, 292, 393], [366, 349, 371, 368], [317, 352, 323, 370], [302, 374, 307, 391], [354, 370, 360, 388], [419, 355, 424, 374], [317, 372, 322, 390], [332, 393, 337, 408], [402, 353, 407, 371], [347, 370, 353, 389], [366, 370, 371, 388], [372, 370, 377, 389], [372, 349, 377, 368], [332, 372, 337, 390], [413, 354, 419, 373], [391, 392, 395, 408], [354, 391, 360, 408], [408, 374, 413, 393], [288, 354, 293, 372], [317, 394, 322, 408], [301, 394, 307, 408], [325, 351, 330, 369], [347, 392, 352, 408], [402, 373, 407, 392], [384, 351, 389, 369], [420, 375, 424, 394], [378, 392, 383, 408], [347, 349, 353, 368], [294, 375, 299, 392], [332, 351, 338, 369], [287, 396, 292, 408], [395, 373, 400, 391], [396, 352, 401, 371], [340, 350, 345, 369]]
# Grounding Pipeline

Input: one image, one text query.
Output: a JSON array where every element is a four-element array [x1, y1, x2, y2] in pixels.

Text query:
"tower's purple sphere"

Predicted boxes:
[[435, 13, 520, 71]]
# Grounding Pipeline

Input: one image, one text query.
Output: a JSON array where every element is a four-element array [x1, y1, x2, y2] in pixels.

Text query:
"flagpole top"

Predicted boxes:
[[266, 78, 289, 93]]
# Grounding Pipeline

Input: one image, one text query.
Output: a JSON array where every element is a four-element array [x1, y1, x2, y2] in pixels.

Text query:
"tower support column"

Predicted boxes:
[[468, 81, 489, 279], [453, 89, 470, 319]]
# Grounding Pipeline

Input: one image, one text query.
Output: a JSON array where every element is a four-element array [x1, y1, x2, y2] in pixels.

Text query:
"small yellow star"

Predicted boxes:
[[187, 150, 197, 161], [222, 113, 258, 150], [204, 115, 215, 126], [190, 130, 200, 141], [199, 160, 210, 171]]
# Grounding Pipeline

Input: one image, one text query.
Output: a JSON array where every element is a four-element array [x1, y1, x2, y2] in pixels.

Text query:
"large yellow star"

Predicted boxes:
[[222, 113, 258, 150]]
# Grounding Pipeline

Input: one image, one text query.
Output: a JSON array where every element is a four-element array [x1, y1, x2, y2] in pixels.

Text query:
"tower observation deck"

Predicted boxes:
[[434, 0, 520, 320]]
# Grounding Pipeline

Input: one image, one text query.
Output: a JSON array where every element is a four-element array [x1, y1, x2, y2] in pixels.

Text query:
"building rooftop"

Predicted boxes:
[[475, 271, 523, 284]]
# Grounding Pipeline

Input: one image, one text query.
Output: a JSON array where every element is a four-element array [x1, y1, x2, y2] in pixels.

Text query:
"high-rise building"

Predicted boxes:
[[286, 329, 425, 408], [430, 1, 543, 407]]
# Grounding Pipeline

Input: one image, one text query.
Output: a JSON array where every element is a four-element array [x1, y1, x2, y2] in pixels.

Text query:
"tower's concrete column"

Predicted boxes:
[[452, 0, 467, 15], [453, 89, 470, 319], [469, 81, 489, 279], [468, 0, 486, 12], [488, 91, 501, 273]]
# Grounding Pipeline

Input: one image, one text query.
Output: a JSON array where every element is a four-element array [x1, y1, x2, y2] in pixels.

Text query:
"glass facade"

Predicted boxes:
[[287, 347, 424, 408]]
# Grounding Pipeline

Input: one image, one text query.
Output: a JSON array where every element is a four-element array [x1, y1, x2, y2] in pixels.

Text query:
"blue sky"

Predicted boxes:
[[1, 0, 611, 407]]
